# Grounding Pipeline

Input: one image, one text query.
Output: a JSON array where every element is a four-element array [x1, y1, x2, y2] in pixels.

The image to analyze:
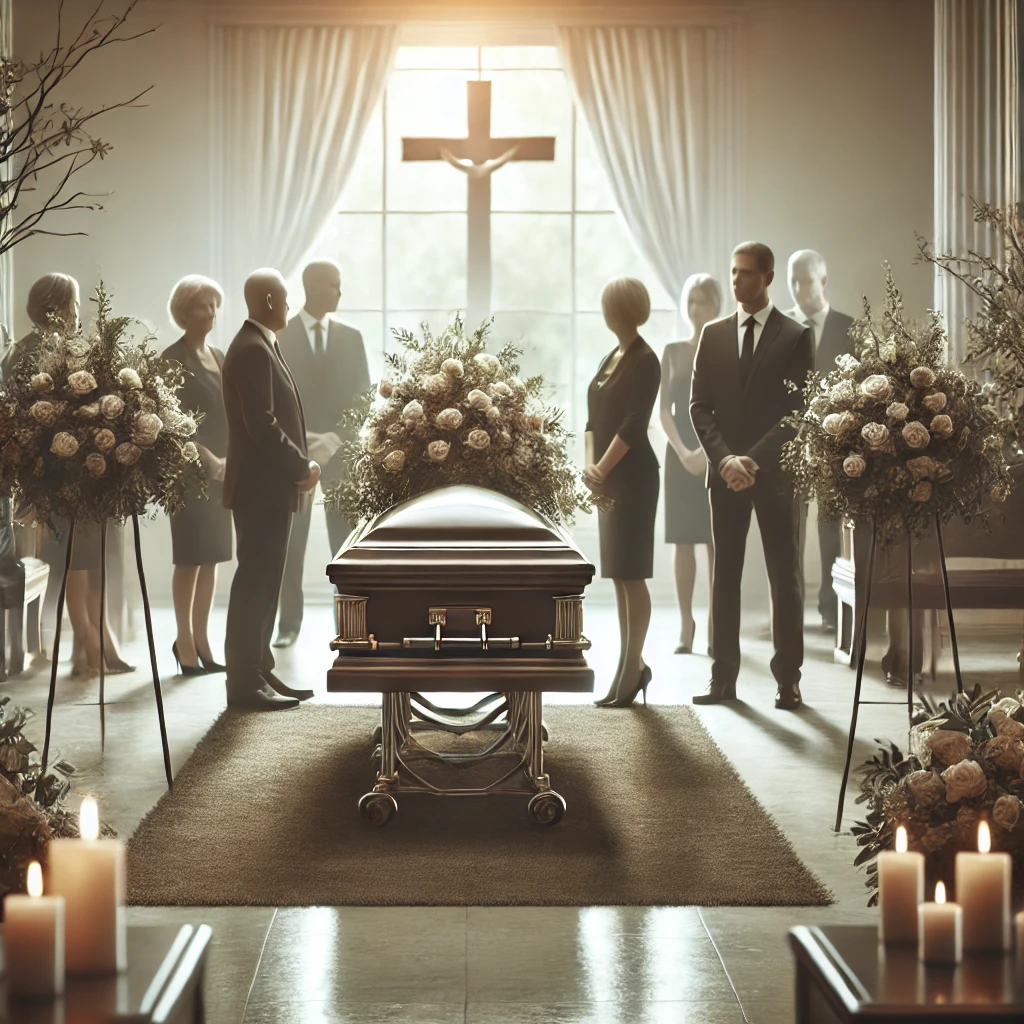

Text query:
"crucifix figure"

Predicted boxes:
[[403, 79, 556, 327]]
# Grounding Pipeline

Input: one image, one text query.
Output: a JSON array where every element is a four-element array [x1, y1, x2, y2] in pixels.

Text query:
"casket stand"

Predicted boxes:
[[327, 486, 595, 826]]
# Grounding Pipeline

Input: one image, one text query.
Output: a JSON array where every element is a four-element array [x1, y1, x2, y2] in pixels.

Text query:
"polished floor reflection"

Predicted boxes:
[[8, 601, 1021, 1023]]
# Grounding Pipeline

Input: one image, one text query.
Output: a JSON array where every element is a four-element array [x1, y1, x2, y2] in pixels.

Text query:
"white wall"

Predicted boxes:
[[11, 0, 934, 610]]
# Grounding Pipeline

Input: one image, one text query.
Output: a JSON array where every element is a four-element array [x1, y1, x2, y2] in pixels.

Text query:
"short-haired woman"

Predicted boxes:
[[585, 277, 661, 707], [660, 273, 722, 656], [162, 275, 231, 674]]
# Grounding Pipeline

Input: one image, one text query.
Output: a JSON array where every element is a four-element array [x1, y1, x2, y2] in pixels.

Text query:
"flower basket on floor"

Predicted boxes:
[[853, 686, 1024, 906], [326, 315, 596, 526]]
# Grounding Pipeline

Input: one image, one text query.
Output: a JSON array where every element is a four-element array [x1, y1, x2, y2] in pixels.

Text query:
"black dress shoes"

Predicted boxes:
[[272, 630, 299, 649], [262, 670, 314, 701], [775, 682, 803, 711], [227, 684, 299, 711], [692, 679, 737, 705]]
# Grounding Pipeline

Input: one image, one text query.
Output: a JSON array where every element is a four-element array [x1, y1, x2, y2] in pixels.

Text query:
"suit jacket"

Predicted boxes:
[[784, 305, 855, 373], [689, 307, 814, 488], [221, 321, 309, 512], [277, 315, 370, 488]]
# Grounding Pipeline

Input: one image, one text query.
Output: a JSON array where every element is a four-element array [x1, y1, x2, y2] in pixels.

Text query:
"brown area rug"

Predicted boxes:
[[127, 705, 833, 907]]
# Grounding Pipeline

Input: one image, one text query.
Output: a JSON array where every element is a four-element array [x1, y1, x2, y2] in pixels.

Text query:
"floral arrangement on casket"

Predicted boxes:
[[327, 316, 595, 525], [781, 266, 1012, 545], [853, 686, 1024, 906], [0, 283, 204, 530]]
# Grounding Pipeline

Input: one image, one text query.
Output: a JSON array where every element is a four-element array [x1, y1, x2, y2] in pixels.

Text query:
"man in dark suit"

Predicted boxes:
[[690, 241, 814, 710], [273, 259, 371, 648], [222, 269, 321, 710], [784, 249, 855, 634]]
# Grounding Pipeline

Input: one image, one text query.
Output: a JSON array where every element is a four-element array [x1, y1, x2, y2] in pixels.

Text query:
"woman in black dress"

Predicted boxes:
[[585, 277, 661, 708], [659, 273, 722, 656], [162, 276, 232, 674]]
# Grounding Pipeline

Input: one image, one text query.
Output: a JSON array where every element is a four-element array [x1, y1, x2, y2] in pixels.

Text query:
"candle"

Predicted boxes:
[[3, 861, 65, 998], [955, 820, 1012, 953], [917, 881, 962, 964], [878, 825, 924, 944], [47, 795, 126, 973], [1016, 909, 1024, 951]]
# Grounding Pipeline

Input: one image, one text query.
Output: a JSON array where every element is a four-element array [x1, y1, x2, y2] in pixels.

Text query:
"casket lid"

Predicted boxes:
[[329, 485, 594, 589]]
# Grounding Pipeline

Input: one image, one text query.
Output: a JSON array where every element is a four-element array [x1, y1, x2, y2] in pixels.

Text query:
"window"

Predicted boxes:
[[288, 45, 678, 455]]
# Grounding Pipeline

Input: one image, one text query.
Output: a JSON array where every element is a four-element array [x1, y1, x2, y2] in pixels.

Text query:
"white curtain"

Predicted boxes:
[[557, 24, 738, 332], [934, 0, 1019, 360], [211, 24, 398, 325]]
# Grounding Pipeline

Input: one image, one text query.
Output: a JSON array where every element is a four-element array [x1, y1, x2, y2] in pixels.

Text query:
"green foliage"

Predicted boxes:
[[326, 316, 596, 525]]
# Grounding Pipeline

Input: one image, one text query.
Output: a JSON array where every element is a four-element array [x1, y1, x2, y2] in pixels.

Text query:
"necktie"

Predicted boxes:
[[313, 322, 325, 358], [739, 316, 755, 388], [805, 315, 817, 347]]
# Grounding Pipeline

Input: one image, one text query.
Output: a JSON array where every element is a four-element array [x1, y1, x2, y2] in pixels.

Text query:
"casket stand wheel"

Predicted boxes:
[[358, 790, 398, 827]]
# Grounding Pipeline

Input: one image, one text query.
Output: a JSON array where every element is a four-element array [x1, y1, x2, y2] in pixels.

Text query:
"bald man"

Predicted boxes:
[[785, 250, 854, 634], [221, 269, 320, 710], [273, 259, 370, 648]]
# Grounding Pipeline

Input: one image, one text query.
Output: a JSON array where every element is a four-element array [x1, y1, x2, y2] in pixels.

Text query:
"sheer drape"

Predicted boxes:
[[211, 24, 398, 325], [934, 0, 1019, 360], [557, 24, 738, 331]]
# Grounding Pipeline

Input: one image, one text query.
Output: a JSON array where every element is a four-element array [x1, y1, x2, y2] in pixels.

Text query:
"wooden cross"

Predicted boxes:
[[402, 79, 556, 327]]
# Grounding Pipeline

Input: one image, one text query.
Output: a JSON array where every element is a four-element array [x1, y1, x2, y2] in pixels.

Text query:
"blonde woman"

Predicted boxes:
[[585, 277, 661, 708]]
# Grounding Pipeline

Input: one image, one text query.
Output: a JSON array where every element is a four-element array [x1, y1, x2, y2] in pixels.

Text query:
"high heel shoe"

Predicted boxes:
[[172, 641, 206, 676], [197, 651, 227, 673], [600, 665, 652, 709], [674, 621, 697, 655]]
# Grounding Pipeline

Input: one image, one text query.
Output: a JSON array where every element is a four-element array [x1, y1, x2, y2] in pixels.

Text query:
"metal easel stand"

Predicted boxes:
[[358, 688, 564, 828], [35, 515, 173, 802], [833, 514, 966, 832]]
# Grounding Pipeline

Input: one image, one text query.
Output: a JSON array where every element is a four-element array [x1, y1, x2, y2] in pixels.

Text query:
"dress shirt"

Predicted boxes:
[[298, 308, 331, 353], [800, 302, 829, 349], [736, 301, 774, 359]]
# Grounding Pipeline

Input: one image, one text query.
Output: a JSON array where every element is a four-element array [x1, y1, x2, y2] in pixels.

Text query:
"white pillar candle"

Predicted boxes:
[[1016, 909, 1024, 950], [955, 821, 1012, 953], [3, 861, 65, 998], [878, 825, 925, 944], [46, 796, 126, 973], [918, 881, 962, 964]]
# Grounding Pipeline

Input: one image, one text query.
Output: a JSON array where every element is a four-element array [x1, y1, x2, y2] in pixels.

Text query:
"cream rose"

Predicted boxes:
[[473, 353, 501, 374], [490, 381, 512, 398], [30, 401, 57, 426], [930, 414, 954, 439], [182, 441, 199, 462], [485, 406, 502, 423], [93, 428, 116, 453], [927, 729, 973, 766], [435, 408, 464, 431], [902, 420, 930, 449], [906, 456, 937, 480], [466, 428, 491, 450], [67, 370, 97, 396], [860, 422, 889, 449], [843, 455, 867, 478], [991, 697, 1023, 720], [117, 367, 142, 389], [466, 389, 492, 410], [996, 717, 1024, 742], [940, 758, 987, 802], [427, 440, 450, 463], [886, 402, 909, 422], [905, 769, 946, 808], [382, 450, 405, 472], [379, 380, 393, 399], [100, 394, 125, 420], [993, 794, 1022, 832], [84, 452, 107, 478], [440, 358, 464, 378], [30, 373, 53, 393], [822, 413, 845, 436], [75, 402, 100, 421], [983, 735, 1024, 772], [402, 400, 425, 421], [910, 480, 933, 502], [910, 366, 936, 388], [830, 380, 856, 404], [424, 373, 447, 396], [132, 412, 163, 447], [860, 375, 893, 401], [923, 392, 948, 413], [114, 442, 141, 466], [50, 432, 79, 458]]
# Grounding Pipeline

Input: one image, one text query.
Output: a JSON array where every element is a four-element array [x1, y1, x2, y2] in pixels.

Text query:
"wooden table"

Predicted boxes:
[[790, 925, 1024, 1022], [0, 923, 211, 1023]]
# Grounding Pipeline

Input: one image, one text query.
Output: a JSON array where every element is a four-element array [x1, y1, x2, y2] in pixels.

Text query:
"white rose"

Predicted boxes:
[[402, 400, 425, 421], [84, 453, 106, 478], [378, 380, 393, 399], [424, 373, 447, 395], [382, 450, 405, 472], [466, 389, 492, 410], [117, 367, 142, 390], [474, 353, 501, 374], [67, 370, 97, 396], [843, 455, 867, 478], [435, 408, 464, 431], [75, 402, 100, 421], [114, 442, 141, 466], [910, 366, 936, 389], [490, 381, 512, 397], [427, 440, 450, 463], [93, 428, 116, 453], [50, 432, 79, 458], [835, 354, 860, 373], [822, 413, 844, 436], [466, 428, 491, 450], [860, 375, 893, 401], [30, 373, 53, 393], [440, 358, 464, 378], [906, 456, 937, 480], [100, 394, 125, 419], [30, 401, 57, 426], [860, 422, 889, 449], [486, 406, 502, 422], [902, 421, 931, 449], [133, 412, 163, 447], [182, 441, 199, 462], [940, 758, 987, 803], [923, 392, 948, 413], [886, 402, 909, 422], [930, 414, 953, 439]]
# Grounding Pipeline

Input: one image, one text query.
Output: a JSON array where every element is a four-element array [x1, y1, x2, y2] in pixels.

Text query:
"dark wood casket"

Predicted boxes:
[[327, 485, 595, 826]]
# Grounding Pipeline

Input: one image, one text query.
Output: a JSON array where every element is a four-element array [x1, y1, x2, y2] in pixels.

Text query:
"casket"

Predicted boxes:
[[327, 484, 595, 694], [325, 485, 596, 827]]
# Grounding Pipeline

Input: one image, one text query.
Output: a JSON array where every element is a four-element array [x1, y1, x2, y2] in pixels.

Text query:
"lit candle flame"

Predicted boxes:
[[26, 860, 42, 898], [935, 880, 946, 904], [895, 825, 908, 854], [80, 795, 99, 841], [979, 820, 991, 854]]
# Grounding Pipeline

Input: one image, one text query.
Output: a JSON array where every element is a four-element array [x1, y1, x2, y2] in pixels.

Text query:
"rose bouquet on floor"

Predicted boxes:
[[853, 686, 1024, 905], [326, 316, 595, 525], [0, 283, 204, 529], [782, 265, 1012, 546]]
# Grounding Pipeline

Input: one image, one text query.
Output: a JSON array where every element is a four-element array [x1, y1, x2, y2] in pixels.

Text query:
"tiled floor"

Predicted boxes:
[[7, 600, 1022, 1023]]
